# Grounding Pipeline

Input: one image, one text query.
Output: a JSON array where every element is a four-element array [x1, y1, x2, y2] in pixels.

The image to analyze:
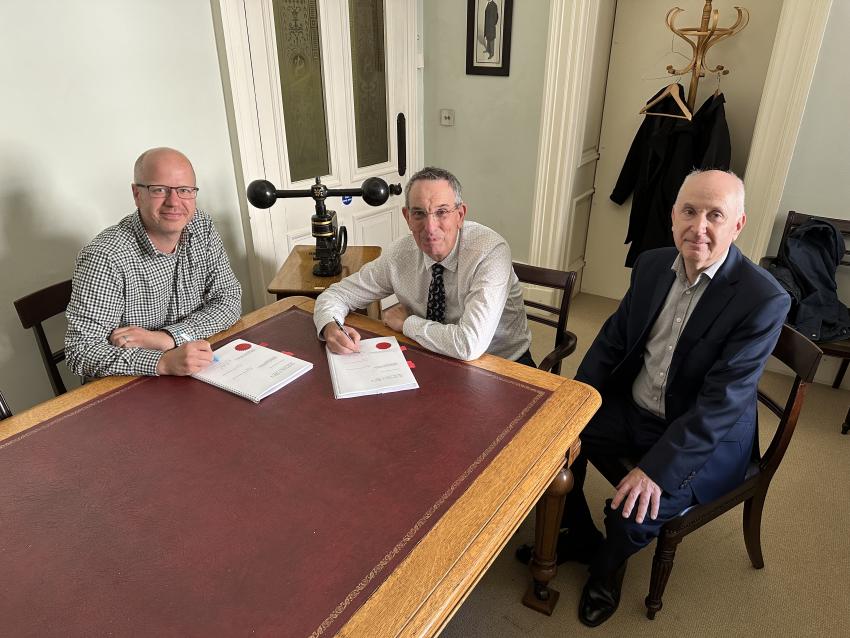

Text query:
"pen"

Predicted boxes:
[[179, 332, 219, 362], [332, 316, 356, 345]]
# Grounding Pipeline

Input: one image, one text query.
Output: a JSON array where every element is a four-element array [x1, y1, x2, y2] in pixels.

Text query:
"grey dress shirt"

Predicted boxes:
[[632, 249, 729, 417]]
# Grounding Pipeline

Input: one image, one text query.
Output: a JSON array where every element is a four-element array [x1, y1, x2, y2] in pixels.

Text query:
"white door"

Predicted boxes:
[[216, 0, 418, 306]]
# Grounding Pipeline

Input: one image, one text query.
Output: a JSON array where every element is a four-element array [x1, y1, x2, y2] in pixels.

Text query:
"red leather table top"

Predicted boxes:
[[0, 308, 551, 637]]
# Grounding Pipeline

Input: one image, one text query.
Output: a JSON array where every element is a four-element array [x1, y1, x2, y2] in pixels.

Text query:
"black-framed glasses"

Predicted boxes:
[[408, 204, 460, 224], [136, 184, 199, 199]]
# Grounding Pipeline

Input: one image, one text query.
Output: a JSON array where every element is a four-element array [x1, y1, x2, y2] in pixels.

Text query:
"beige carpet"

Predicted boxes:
[[440, 293, 850, 638]]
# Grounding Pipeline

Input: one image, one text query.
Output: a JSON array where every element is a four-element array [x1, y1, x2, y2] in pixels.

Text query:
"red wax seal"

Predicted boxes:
[[235, 343, 251, 351], [375, 342, 391, 350], [259, 341, 269, 347], [407, 360, 416, 369], [282, 351, 293, 356]]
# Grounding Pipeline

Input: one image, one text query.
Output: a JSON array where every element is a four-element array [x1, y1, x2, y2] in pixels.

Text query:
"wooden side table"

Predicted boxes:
[[267, 245, 382, 317]]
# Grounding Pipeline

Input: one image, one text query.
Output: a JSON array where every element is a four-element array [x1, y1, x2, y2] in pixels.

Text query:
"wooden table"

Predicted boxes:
[[0, 298, 599, 637], [267, 245, 381, 300]]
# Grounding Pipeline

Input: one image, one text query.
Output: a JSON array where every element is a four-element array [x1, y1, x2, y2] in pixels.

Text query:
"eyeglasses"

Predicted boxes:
[[136, 184, 200, 199], [408, 204, 460, 223]]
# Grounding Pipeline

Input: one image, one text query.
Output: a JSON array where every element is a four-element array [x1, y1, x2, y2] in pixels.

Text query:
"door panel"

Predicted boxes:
[[217, 0, 416, 306], [348, 0, 391, 168], [353, 207, 396, 247], [271, 0, 332, 181]]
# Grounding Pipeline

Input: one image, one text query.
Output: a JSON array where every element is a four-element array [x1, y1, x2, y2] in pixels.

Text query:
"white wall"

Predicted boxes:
[[423, 0, 551, 263], [0, 0, 249, 413], [582, 0, 782, 299], [772, 1, 849, 251], [772, 0, 850, 386]]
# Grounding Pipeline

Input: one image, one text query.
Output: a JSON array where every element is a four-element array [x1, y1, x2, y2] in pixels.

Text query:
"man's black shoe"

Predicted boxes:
[[578, 561, 628, 627], [514, 528, 603, 566]]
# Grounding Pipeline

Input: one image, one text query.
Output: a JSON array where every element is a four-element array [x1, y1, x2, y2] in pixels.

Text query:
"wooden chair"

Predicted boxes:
[[512, 263, 578, 375], [0, 390, 12, 420], [644, 324, 822, 619], [13, 279, 73, 396], [765, 211, 850, 389]]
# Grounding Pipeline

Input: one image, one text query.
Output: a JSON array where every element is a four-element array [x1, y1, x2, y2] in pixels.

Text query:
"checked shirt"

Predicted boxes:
[[65, 210, 242, 377]]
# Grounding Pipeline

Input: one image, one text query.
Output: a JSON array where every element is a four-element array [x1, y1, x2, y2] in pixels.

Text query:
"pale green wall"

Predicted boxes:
[[774, 0, 850, 387], [774, 1, 850, 249], [0, 0, 249, 412], [423, 0, 552, 263], [582, 0, 783, 300]]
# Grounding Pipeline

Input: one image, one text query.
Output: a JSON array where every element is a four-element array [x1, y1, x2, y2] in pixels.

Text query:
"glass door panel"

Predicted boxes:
[[272, 0, 331, 181], [348, 0, 389, 168]]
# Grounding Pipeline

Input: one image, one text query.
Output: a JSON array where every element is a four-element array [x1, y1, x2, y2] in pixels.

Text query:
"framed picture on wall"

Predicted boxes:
[[466, 0, 513, 76]]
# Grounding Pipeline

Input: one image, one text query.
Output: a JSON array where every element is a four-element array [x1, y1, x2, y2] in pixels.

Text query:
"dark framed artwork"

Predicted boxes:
[[466, 0, 513, 76]]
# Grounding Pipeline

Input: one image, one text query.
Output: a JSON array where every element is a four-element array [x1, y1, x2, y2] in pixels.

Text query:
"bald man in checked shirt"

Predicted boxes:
[[65, 147, 241, 378]]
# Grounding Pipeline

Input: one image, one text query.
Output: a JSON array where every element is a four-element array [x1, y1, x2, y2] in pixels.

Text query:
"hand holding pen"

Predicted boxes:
[[179, 332, 219, 362], [325, 316, 361, 354], [155, 333, 216, 376]]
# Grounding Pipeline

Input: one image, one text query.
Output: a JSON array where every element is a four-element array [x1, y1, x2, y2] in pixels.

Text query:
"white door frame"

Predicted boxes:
[[212, 0, 420, 309], [529, 0, 833, 290], [528, 0, 602, 274]]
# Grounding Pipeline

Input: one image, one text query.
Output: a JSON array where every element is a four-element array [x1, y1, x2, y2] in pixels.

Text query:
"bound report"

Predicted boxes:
[[192, 339, 313, 403], [326, 336, 419, 399]]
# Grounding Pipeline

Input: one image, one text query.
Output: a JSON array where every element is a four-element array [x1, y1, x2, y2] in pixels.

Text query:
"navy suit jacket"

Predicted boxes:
[[576, 245, 790, 503]]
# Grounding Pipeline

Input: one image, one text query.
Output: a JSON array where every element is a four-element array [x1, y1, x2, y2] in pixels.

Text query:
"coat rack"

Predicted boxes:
[[664, 0, 749, 111]]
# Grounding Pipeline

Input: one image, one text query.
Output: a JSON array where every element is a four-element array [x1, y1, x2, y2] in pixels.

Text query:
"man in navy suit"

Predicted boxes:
[[519, 170, 790, 626]]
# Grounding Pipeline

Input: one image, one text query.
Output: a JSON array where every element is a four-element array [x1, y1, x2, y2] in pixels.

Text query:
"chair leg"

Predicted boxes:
[[842, 406, 850, 435], [833, 359, 850, 389], [743, 490, 767, 569], [645, 531, 682, 620]]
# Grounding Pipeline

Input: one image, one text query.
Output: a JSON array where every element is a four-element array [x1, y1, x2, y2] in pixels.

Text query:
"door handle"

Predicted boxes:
[[397, 112, 406, 176]]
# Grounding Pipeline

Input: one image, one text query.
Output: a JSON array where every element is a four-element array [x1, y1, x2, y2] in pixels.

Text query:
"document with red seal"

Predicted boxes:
[[326, 336, 419, 399], [191, 339, 313, 403]]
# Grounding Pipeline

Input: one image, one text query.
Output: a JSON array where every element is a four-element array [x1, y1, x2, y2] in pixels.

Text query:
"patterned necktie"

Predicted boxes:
[[426, 263, 446, 323]]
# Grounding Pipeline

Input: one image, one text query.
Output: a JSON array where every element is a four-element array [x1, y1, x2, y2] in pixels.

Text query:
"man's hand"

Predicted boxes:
[[611, 467, 662, 524], [110, 326, 175, 351], [322, 321, 361, 354], [382, 304, 411, 332], [155, 341, 215, 376]]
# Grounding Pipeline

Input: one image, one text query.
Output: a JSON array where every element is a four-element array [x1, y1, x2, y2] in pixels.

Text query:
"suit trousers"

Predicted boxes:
[[563, 392, 698, 578]]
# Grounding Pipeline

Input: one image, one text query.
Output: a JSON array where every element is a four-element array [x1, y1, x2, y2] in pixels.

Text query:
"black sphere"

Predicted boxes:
[[247, 179, 278, 209], [361, 177, 390, 206]]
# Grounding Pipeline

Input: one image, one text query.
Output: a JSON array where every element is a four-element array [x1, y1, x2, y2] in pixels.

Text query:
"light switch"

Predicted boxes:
[[439, 109, 455, 126]]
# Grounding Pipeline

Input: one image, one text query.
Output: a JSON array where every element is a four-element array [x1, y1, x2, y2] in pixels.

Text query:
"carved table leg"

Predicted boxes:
[[522, 465, 574, 615]]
